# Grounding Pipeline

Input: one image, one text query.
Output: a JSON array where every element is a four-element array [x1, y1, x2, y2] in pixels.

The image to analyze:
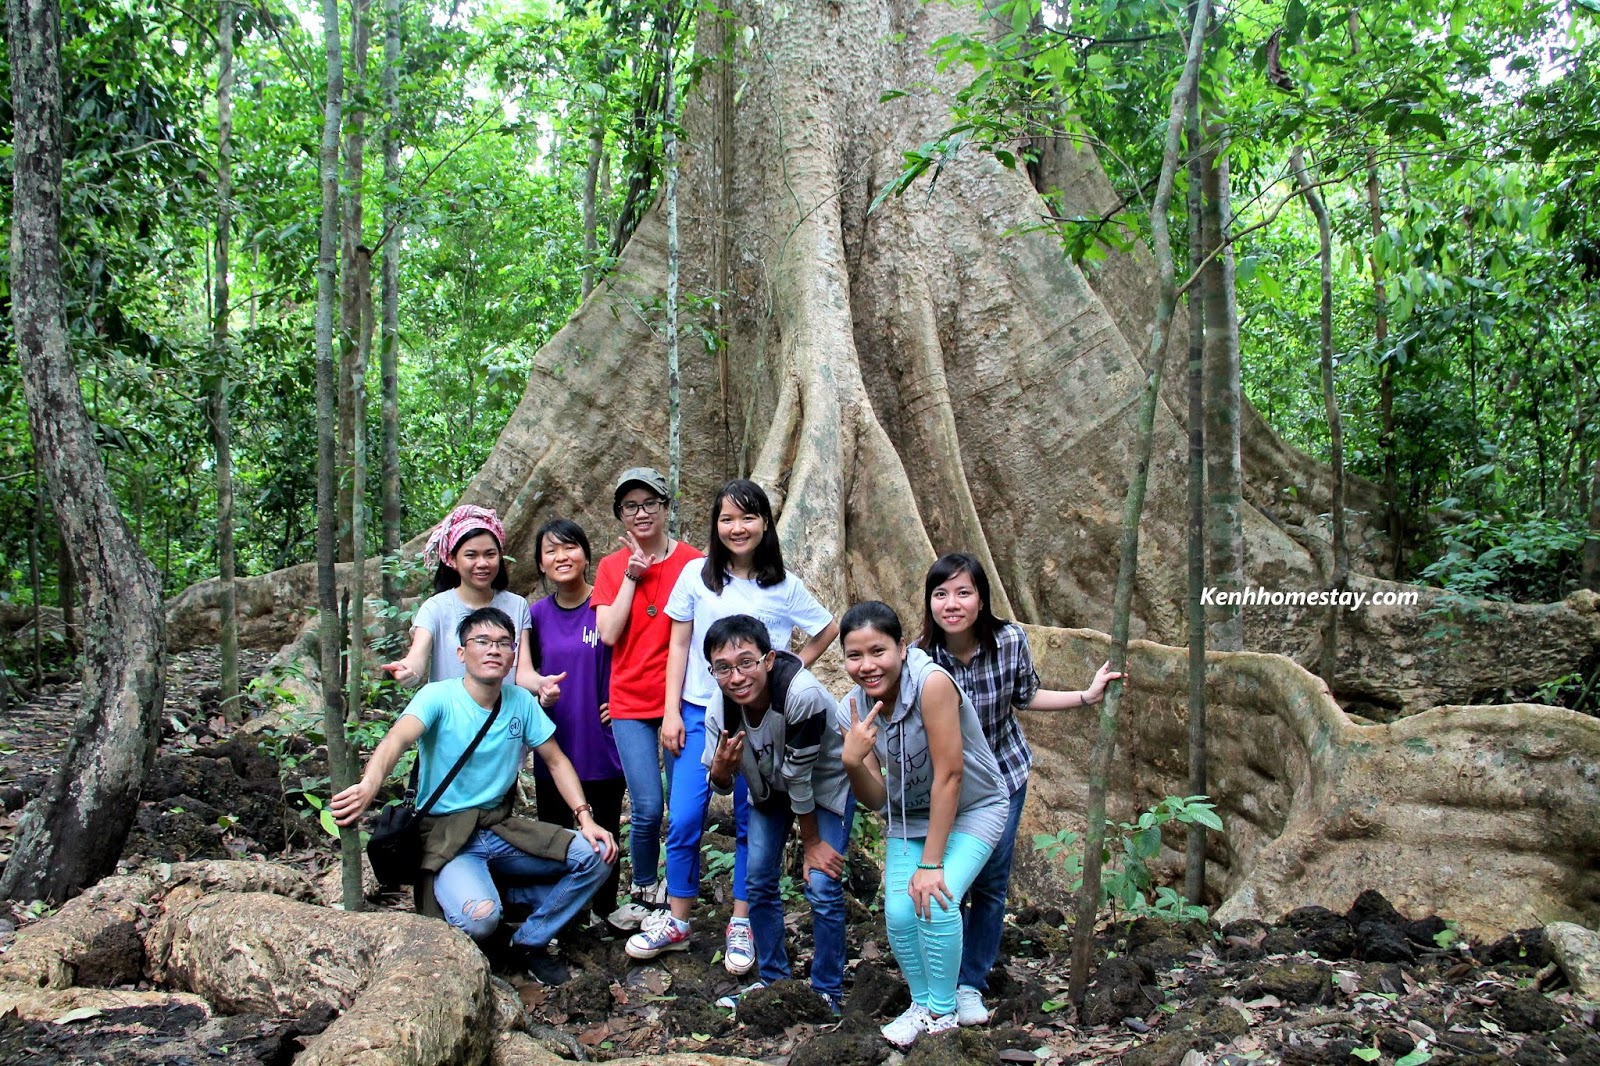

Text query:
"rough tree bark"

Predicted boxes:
[[2, 0, 168, 902], [317, 0, 363, 908], [211, 0, 240, 720], [1183, 80, 1207, 907]]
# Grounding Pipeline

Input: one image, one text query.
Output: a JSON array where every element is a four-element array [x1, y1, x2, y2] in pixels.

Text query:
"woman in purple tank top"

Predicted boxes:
[[527, 518, 626, 921]]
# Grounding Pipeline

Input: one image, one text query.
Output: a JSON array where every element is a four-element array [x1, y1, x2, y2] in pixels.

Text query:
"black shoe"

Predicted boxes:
[[513, 944, 570, 986]]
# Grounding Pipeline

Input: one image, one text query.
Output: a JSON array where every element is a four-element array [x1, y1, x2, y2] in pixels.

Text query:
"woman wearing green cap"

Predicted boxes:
[[591, 467, 704, 927]]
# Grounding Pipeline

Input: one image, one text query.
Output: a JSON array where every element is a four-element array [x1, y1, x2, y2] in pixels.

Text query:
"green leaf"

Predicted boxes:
[[1395, 1050, 1433, 1066], [1041, 999, 1065, 1012], [1351, 1048, 1381, 1063], [1087, 53, 1111, 72], [1285, 0, 1307, 42], [319, 809, 340, 838]]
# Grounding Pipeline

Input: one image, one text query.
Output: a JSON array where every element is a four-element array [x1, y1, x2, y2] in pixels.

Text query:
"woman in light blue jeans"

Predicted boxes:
[[837, 601, 1010, 1049]]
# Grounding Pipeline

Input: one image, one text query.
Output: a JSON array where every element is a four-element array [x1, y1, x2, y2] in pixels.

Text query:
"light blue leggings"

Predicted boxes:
[[884, 833, 994, 1017]]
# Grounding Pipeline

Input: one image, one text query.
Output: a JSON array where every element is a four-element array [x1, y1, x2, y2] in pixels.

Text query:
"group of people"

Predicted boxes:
[[329, 466, 1124, 1048]]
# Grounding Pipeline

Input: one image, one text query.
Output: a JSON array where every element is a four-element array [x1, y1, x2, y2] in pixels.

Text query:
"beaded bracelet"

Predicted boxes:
[[916, 862, 944, 871]]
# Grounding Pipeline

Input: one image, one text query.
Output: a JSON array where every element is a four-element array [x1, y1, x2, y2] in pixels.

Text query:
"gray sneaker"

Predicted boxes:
[[954, 984, 990, 1026]]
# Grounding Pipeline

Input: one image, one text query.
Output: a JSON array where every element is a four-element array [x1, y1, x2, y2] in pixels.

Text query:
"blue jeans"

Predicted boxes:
[[611, 717, 666, 891], [746, 797, 855, 1001], [663, 701, 749, 901], [959, 780, 1026, 991], [885, 833, 993, 1016], [433, 829, 611, 949]]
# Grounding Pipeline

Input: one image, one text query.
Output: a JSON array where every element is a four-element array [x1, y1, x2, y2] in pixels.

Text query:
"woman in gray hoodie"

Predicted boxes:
[[837, 601, 1009, 1048]]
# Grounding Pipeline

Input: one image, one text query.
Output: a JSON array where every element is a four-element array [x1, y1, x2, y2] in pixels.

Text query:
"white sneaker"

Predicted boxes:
[[714, 980, 765, 1009], [954, 984, 990, 1026], [723, 918, 756, 975], [881, 1003, 931, 1047], [625, 909, 692, 960], [606, 902, 652, 931], [634, 879, 669, 907], [925, 1010, 958, 1037]]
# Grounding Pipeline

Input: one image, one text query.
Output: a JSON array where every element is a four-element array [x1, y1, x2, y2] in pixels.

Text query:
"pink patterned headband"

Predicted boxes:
[[423, 505, 506, 570]]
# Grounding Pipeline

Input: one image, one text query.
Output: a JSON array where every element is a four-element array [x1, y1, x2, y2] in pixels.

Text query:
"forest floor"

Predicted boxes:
[[0, 649, 1598, 1065]]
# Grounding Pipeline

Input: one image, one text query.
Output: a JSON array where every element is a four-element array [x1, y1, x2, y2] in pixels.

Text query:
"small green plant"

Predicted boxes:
[[1032, 795, 1221, 923], [1433, 922, 1461, 949], [702, 842, 736, 879]]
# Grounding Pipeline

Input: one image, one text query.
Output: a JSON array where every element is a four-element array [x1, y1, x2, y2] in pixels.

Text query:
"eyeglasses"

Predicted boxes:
[[621, 498, 666, 516], [709, 655, 767, 680], [465, 637, 515, 651]]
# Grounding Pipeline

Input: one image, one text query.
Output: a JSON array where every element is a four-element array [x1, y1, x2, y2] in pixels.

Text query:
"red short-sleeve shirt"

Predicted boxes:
[[592, 540, 704, 720]]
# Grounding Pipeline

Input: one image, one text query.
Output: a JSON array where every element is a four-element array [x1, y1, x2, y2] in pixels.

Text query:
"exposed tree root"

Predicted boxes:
[[1015, 624, 1600, 937], [0, 858, 770, 1066]]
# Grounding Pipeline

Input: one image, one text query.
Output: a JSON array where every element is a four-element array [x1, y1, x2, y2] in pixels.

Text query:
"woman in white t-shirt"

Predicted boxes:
[[623, 479, 837, 973], [381, 505, 555, 696]]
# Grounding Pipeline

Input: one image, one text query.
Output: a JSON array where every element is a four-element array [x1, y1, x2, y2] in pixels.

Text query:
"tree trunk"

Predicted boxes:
[[1293, 147, 1347, 684], [29, 459, 44, 687], [1349, 14, 1400, 581], [57, 526, 76, 654], [1, 0, 167, 902], [582, 88, 605, 298], [337, 0, 372, 563], [1201, 137, 1243, 652], [346, 243, 373, 807], [1183, 79, 1207, 907], [317, 0, 363, 909], [211, 0, 240, 720], [379, 0, 403, 628], [663, 5, 682, 533], [1068, 0, 1210, 1007]]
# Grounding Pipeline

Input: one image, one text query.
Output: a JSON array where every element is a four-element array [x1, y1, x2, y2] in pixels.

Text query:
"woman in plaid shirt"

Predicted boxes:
[[917, 552, 1124, 1026]]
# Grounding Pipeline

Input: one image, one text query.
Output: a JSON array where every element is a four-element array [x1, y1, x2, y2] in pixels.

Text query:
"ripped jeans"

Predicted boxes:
[[433, 829, 611, 949]]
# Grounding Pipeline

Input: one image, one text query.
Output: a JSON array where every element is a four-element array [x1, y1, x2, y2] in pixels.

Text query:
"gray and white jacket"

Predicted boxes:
[[840, 645, 1009, 847], [703, 651, 851, 817]]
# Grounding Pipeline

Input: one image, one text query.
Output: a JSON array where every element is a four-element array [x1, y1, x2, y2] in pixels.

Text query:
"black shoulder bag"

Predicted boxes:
[[367, 693, 503, 888]]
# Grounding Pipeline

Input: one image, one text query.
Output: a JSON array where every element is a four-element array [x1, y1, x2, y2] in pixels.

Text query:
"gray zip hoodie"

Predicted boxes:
[[840, 645, 1009, 847]]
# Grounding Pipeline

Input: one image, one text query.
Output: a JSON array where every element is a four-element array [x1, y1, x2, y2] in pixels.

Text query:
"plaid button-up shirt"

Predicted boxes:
[[927, 621, 1041, 795]]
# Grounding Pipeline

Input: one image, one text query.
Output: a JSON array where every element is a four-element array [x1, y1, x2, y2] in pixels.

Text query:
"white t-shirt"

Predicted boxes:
[[664, 566, 833, 707], [410, 588, 531, 683]]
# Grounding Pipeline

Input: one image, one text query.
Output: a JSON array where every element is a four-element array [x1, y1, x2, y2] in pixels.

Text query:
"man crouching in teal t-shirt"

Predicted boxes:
[[332, 605, 617, 985]]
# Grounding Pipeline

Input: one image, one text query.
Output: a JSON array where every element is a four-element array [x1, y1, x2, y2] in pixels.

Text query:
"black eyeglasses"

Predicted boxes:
[[709, 655, 767, 680], [621, 498, 666, 516]]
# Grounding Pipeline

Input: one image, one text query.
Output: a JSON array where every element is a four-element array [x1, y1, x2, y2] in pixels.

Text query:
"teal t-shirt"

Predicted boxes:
[[403, 680, 555, 814]]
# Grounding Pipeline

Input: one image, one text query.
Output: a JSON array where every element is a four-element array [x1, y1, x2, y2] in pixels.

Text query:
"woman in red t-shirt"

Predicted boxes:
[[590, 467, 703, 928]]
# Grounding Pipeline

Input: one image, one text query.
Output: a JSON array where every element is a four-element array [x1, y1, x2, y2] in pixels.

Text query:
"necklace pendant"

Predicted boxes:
[[646, 605, 658, 617]]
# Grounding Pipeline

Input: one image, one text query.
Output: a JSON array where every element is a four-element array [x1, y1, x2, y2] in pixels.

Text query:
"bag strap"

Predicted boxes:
[[415, 691, 504, 816]]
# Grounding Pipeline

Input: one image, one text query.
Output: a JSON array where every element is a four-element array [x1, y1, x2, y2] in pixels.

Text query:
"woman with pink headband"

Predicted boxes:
[[383, 505, 556, 699]]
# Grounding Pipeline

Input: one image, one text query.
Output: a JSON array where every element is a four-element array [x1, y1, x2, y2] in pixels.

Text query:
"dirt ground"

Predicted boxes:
[[1, 648, 1597, 1065]]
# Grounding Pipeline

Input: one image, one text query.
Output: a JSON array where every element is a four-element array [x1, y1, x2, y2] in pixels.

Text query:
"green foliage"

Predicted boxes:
[[1033, 795, 1219, 924], [1420, 515, 1591, 602]]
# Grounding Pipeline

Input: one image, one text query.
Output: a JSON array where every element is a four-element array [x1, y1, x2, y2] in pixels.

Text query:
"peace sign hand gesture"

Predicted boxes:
[[840, 696, 882, 769], [709, 729, 745, 785], [620, 532, 657, 581]]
